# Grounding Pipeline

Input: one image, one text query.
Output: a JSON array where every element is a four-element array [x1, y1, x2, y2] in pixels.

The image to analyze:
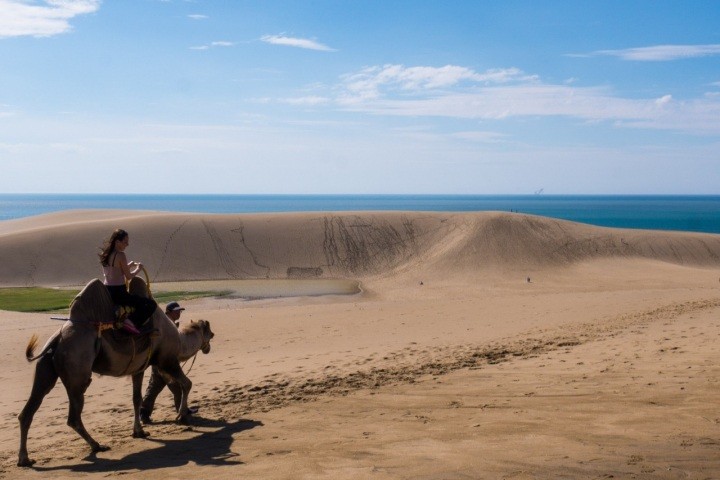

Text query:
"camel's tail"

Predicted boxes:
[[25, 334, 39, 361], [25, 330, 61, 362]]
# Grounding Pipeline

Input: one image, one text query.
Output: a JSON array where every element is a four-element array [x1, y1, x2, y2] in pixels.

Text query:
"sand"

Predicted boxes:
[[0, 210, 719, 479]]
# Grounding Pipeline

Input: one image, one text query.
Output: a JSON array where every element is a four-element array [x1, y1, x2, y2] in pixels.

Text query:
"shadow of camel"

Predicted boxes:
[[30, 417, 263, 473]]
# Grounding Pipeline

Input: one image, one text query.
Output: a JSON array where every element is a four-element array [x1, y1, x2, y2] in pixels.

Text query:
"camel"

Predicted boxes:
[[17, 277, 215, 467], [140, 318, 214, 423]]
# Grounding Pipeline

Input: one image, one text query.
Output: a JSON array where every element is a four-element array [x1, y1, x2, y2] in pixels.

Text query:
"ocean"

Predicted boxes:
[[0, 194, 719, 234]]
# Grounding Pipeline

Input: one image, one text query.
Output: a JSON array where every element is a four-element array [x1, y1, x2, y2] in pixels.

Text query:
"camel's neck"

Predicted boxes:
[[178, 330, 204, 362]]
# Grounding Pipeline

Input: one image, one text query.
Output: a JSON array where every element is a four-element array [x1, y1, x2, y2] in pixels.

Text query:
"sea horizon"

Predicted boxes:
[[1, 193, 719, 234]]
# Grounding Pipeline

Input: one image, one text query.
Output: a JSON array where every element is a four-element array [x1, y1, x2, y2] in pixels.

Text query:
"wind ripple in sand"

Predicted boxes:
[[102, 297, 720, 429]]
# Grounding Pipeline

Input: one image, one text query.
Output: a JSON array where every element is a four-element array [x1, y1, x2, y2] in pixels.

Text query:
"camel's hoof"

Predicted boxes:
[[132, 430, 149, 438], [17, 457, 36, 468], [176, 414, 191, 425], [92, 444, 110, 453]]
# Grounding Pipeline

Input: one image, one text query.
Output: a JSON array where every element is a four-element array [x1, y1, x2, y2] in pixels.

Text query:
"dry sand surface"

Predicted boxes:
[[0, 210, 719, 479]]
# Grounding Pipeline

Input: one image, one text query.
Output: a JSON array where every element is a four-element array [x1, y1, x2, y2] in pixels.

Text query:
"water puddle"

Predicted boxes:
[[156, 278, 361, 300]]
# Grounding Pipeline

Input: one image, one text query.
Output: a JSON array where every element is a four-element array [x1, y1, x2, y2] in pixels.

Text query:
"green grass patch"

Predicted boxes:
[[0, 287, 77, 313], [0, 287, 232, 313]]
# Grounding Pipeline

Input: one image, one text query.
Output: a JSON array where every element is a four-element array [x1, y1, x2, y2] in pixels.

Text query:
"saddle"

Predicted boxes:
[[70, 278, 155, 338], [111, 305, 158, 337]]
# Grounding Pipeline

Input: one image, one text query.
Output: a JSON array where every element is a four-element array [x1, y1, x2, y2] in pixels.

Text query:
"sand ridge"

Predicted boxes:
[[0, 210, 719, 287]]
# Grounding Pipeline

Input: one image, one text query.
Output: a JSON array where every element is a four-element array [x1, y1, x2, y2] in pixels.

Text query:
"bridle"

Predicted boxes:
[[182, 323, 213, 374]]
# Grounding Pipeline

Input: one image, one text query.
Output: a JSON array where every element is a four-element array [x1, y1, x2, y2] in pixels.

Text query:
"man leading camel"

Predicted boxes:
[[166, 301, 184, 326], [140, 302, 198, 423]]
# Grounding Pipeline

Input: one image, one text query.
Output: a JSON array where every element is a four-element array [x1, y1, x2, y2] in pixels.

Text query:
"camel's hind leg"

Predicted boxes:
[[18, 354, 59, 467], [62, 371, 110, 453]]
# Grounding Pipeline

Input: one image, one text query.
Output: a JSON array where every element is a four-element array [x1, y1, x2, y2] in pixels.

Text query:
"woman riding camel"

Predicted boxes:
[[99, 228, 157, 335]]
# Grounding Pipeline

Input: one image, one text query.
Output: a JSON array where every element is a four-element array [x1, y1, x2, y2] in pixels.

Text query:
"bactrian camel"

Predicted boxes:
[[17, 277, 215, 467]]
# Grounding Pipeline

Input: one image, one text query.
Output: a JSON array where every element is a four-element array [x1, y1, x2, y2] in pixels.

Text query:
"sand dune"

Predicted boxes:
[[1, 211, 720, 478], [1, 210, 719, 287]]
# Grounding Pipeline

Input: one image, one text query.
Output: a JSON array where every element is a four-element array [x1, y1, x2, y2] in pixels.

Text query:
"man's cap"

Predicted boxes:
[[165, 301, 185, 313]]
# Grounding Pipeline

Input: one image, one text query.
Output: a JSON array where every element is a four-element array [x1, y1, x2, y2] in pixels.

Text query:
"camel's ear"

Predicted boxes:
[[200, 319, 212, 335]]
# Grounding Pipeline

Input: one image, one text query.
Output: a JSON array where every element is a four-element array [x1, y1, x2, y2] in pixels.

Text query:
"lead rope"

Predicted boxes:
[[181, 333, 210, 375], [182, 353, 199, 375]]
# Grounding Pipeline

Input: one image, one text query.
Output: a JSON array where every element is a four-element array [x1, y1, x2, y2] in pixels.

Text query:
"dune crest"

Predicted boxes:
[[0, 210, 718, 287], [434, 213, 720, 271]]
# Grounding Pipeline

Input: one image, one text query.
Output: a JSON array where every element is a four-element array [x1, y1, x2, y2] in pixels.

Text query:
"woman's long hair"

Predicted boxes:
[[99, 229, 128, 266]]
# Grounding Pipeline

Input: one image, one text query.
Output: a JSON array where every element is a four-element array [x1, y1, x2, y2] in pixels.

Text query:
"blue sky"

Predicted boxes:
[[1, 0, 719, 194]]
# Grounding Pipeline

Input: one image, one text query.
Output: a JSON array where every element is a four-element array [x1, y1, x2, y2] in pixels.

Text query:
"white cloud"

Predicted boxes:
[[190, 40, 233, 50], [655, 94, 672, 106], [451, 131, 508, 143], [339, 65, 533, 102], [49, 142, 88, 154], [0, 0, 100, 38], [0, 103, 14, 117], [591, 44, 720, 61], [279, 96, 330, 106], [309, 64, 720, 134], [260, 34, 336, 52], [187, 14, 207, 20]]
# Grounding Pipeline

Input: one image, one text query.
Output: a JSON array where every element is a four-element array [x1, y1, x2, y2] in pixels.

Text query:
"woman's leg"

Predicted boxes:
[[106, 286, 157, 327], [105, 285, 140, 333], [106, 285, 128, 306], [128, 297, 157, 327]]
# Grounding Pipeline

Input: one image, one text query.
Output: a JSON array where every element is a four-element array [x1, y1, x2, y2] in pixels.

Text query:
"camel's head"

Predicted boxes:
[[196, 319, 214, 354]]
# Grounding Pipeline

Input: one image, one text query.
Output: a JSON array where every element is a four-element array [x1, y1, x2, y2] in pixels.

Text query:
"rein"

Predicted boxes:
[[139, 265, 152, 297], [182, 353, 199, 375], [126, 265, 152, 298]]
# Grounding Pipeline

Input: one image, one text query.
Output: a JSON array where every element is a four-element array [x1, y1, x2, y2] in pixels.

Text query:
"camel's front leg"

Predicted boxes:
[[160, 363, 193, 424], [131, 372, 148, 438], [168, 381, 183, 412], [140, 366, 168, 424]]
